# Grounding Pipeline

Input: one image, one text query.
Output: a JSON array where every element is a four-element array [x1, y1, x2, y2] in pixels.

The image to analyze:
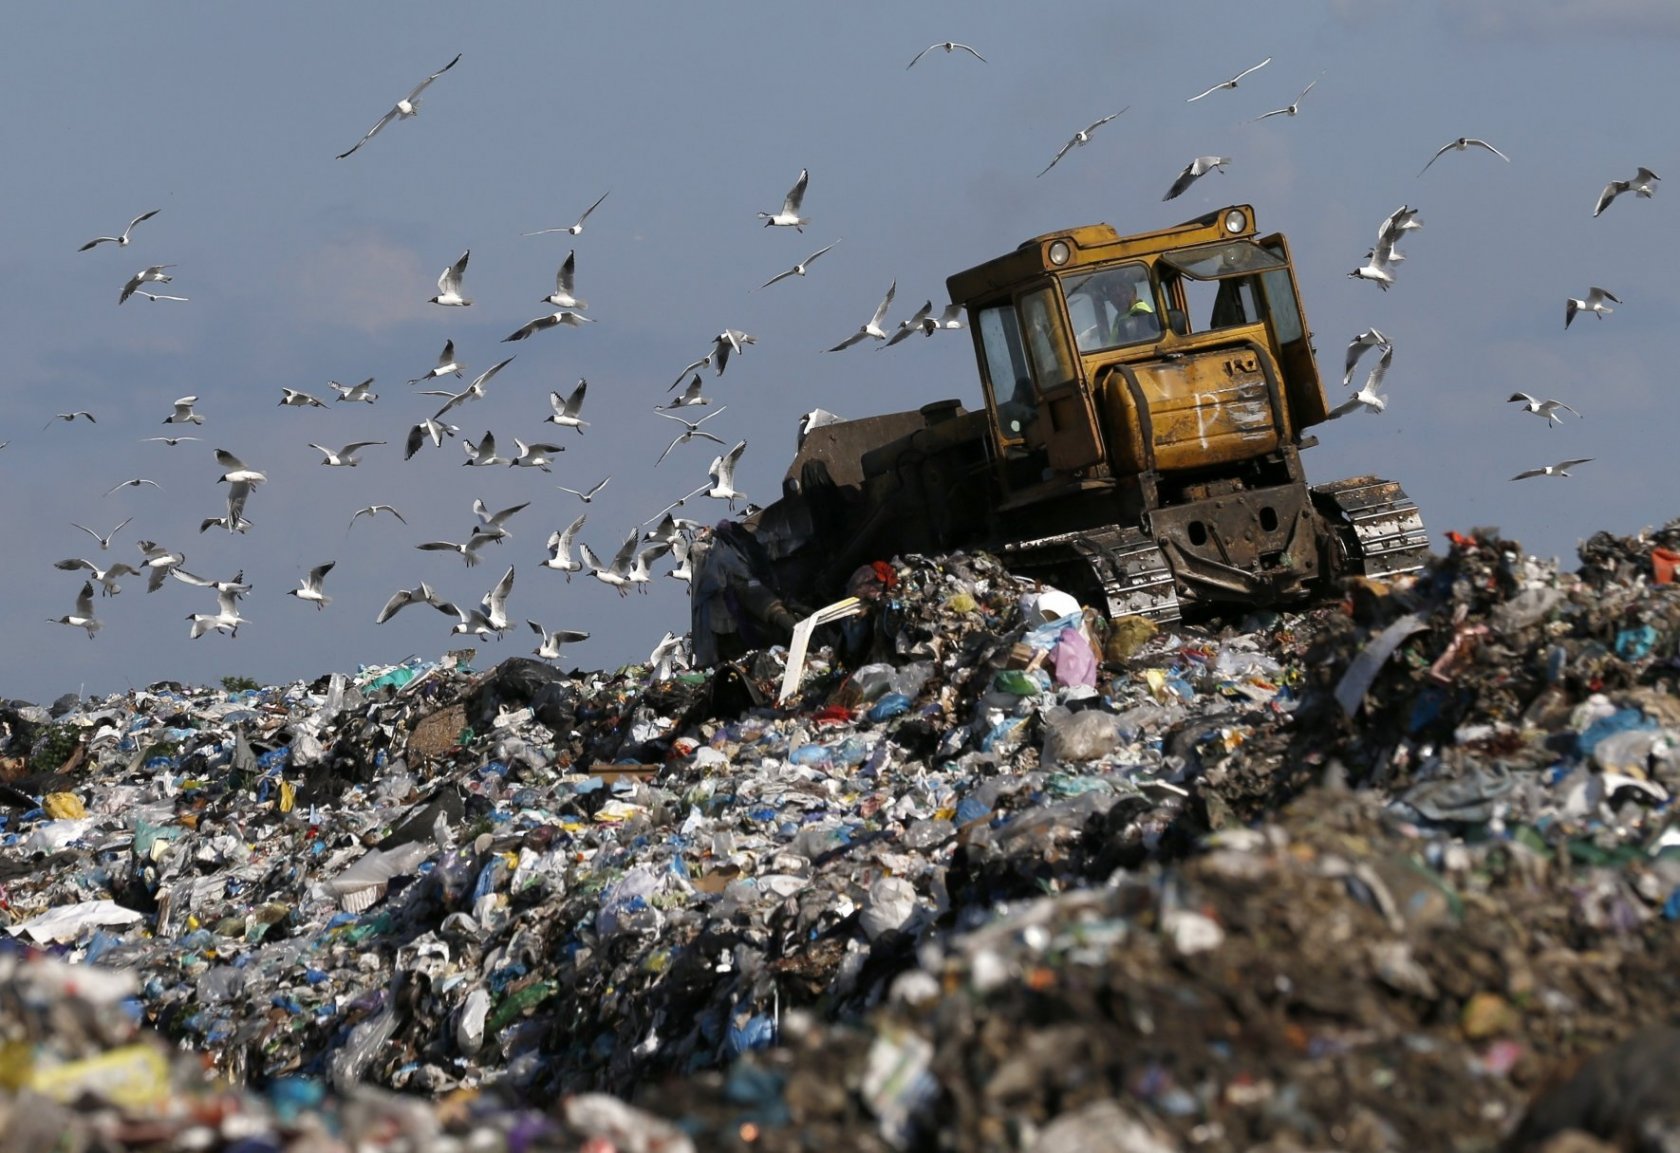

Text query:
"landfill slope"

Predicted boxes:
[[1, 522, 1680, 1151]]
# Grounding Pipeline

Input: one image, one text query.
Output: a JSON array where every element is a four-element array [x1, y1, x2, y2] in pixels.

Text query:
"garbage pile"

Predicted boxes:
[[1, 521, 1679, 1151]]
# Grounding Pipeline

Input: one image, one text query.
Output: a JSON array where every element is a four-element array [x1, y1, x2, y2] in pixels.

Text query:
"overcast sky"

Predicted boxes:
[[4, 1, 1676, 703]]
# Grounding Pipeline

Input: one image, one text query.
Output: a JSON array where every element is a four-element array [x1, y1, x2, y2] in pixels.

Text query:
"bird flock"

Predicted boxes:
[[21, 30, 1662, 684]]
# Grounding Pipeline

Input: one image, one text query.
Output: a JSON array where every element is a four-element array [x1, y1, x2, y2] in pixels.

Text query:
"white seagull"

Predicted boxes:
[[542, 250, 587, 309], [656, 406, 729, 465], [461, 431, 510, 467], [502, 310, 593, 342], [54, 558, 141, 597], [1038, 111, 1124, 177], [883, 301, 935, 348], [119, 265, 175, 305], [541, 514, 588, 581], [171, 567, 250, 598], [579, 529, 640, 597], [829, 281, 897, 351], [287, 562, 335, 610], [758, 168, 810, 231], [473, 498, 530, 535], [711, 329, 756, 376], [1327, 346, 1393, 418], [133, 290, 190, 303], [404, 416, 459, 460], [416, 528, 502, 567], [703, 440, 748, 509], [1249, 80, 1316, 122], [51, 581, 101, 639], [627, 541, 671, 593], [330, 377, 378, 404], [1508, 393, 1581, 427], [434, 565, 515, 638], [309, 440, 384, 467], [215, 449, 267, 486], [336, 52, 462, 160], [907, 40, 986, 68], [798, 408, 845, 448], [530, 620, 590, 661], [556, 476, 611, 504], [661, 375, 713, 410], [164, 396, 204, 425], [1342, 328, 1391, 387], [348, 504, 407, 530], [137, 540, 187, 592], [143, 435, 200, 446], [187, 588, 247, 639], [375, 581, 439, 624], [429, 250, 472, 306], [79, 209, 161, 252], [649, 631, 691, 680], [1419, 137, 1510, 177], [1163, 155, 1230, 201], [71, 517, 131, 551], [759, 239, 840, 290], [1512, 458, 1593, 481], [104, 477, 162, 498], [546, 379, 590, 433], [43, 411, 96, 430], [524, 190, 610, 238], [280, 387, 329, 408], [201, 480, 254, 535], [1594, 167, 1660, 217], [426, 354, 516, 418], [409, 339, 464, 385], [1186, 56, 1271, 101], [1565, 287, 1620, 328], [509, 439, 565, 471]]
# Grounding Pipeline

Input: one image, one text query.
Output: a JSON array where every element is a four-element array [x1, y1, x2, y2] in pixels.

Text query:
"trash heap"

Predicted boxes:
[[1, 522, 1680, 1151]]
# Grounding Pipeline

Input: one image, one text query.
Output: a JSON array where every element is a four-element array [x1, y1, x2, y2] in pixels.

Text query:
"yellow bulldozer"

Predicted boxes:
[[691, 204, 1427, 662]]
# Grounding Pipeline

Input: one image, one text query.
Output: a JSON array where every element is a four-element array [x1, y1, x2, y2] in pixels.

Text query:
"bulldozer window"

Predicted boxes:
[[1178, 274, 1264, 333], [1020, 286, 1076, 390], [1064, 264, 1160, 352], [977, 303, 1036, 439]]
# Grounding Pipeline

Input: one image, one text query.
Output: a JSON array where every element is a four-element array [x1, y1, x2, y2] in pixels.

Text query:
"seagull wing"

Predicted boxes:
[[906, 43, 936, 69], [573, 190, 610, 230], [782, 168, 809, 214], [956, 43, 986, 61], [1164, 161, 1199, 201], [1593, 181, 1623, 218], [1468, 138, 1510, 163], [1417, 142, 1455, 177], [405, 52, 461, 103], [869, 280, 898, 329], [337, 106, 401, 159], [503, 315, 556, 342]]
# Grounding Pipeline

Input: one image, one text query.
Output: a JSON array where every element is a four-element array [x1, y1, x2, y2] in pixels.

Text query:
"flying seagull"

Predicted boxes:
[[434, 565, 515, 638], [661, 375, 712, 410], [460, 430, 509, 467], [829, 281, 897, 350], [375, 581, 439, 624], [409, 339, 463, 385], [309, 440, 385, 467], [70, 517, 131, 551], [1508, 393, 1581, 427], [546, 380, 590, 433], [43, 411, 96, 431], [287, 562, 335, 610], [882, 301, 935, 348], [348, 504, 407, 530], [1565, 287, 1619, 328], [1248, 81, 1316, 122], [164, 395, 204, 425], [1511, 458, 1593, 481], [279, 387, 329, 408], [330, 377, 378, 404], [133, 290, 189, 303], [404, 416, 459, 460], [416, 528, 501, 567], [1342, 328, 1391, 387], [509, 439, 565, 471], [51, 581, 101, 640], [1327, 346, 1393, 419], [143, 435, 200, 446], [759, 239, 840, 289], [758, 168, 810, 231], [530, 620, 590, 661], [104, 477, 162, 498], [557, 476, 611, 504], [215, 449, 267, 486], [541, 250, 587, 309], [429, 250, 472, 306], [201, 480, 254, 535], [1163, 155, 1230, 201], [119, 265, 174, 305], [907, 40, 986, 68], [473, 498, 530, 536], [1186, 56, 1271, 102], [1038, 111, 1124, 177], [1594, 167, 1660, 217], [186, 587, 246, 639], [711, 329, 755, 376], [1418, 137, 1511, 177], [523, 190, 610, 238], [54, 558, 141, 598], [336, 52, 462, 160], [701, 440, 748, 509], [426, 355, 516, 418], [541, 513, 588, 581], [79, 209, 161, 252], [656, 406, 729, 465], [502, 310, 593, 342], [579, 529, 640, 598]]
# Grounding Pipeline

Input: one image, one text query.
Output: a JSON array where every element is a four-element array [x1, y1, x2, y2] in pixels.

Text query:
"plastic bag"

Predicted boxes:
[[1041, 705, 1121, 769]]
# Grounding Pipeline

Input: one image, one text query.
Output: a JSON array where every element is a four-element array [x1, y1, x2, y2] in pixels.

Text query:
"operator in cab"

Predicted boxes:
[[1071, 265, 1160, 352]]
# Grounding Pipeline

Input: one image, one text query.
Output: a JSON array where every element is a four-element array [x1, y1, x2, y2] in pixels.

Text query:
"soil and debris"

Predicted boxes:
[[1, 520, 1680, 1151]]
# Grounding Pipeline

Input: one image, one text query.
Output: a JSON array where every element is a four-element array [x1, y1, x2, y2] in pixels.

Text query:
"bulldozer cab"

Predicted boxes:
[[948, 205, 1330, 489]]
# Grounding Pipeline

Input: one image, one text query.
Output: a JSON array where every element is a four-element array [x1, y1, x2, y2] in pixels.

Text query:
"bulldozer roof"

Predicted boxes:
[[946, 204, 1257, 304]]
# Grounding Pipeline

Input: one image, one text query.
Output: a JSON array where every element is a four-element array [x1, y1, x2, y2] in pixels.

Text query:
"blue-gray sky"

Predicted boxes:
[[5, 2, 1676, 701]]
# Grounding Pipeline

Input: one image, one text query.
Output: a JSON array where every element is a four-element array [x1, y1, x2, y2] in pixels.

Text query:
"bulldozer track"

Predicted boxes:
[[1003, 525, 1183, 624], [1311, 475, 1431, 581]]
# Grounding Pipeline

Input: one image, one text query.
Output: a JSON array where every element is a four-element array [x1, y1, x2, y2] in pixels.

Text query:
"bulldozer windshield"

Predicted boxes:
[[1159, 240, 1287, 280]]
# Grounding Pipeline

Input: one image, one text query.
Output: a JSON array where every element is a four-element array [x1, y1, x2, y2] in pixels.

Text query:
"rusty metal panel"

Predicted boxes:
[[1127, 348, 1279, 470]]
